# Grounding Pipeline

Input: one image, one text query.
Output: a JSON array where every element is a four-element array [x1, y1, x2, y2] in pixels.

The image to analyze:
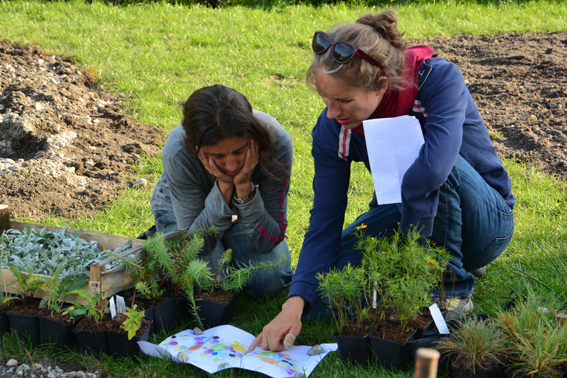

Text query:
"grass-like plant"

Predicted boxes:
[[437, 317, 507, 374], [316, 263, 366, 332], [496, 293, 567, 378], [39, 268, 90, 315], [357, 227, 451, 332]]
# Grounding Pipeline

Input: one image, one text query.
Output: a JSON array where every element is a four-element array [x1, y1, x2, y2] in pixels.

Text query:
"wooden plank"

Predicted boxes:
[[0, 205, 9, 235]]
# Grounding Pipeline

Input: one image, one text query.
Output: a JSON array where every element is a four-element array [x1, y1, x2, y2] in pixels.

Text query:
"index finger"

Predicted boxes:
[[247, 332, 263, 354]]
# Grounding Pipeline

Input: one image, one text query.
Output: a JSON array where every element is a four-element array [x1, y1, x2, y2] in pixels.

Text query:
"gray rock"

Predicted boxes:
[[307, 344, 324, 356], [132, 178, 147, 187], [6, 359, 18, 367], [293, 372, 305, 378], [193, 327, 204, 335]]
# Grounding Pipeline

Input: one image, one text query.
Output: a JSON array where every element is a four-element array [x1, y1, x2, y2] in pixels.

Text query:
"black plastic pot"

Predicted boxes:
[[175, 295, 189, 317], [144, 296, 176, 333], [38, 315, 79, 349], [406, 334, 453, 376], [0, 311, 10, 336], [196, 292, 238, 327], [369, 321, 417, 370], [7, 312, 40, 347], [107, 319, 153, 357], [334, 333, 371, 366], [73, 327, 110, 355], [453, 365, 507, 378]]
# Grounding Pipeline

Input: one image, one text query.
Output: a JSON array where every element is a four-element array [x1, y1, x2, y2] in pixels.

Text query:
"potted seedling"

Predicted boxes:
[[317, 263, 371, 366], [106, 232, 175, 333], [357, 228, 451, 370], [6, 267, 49, 346], [437, 316, 507, 378], [37, 268, 90, 348], [141, 230, 211, 330], [107, 229, 216, 332], [68, 289, 109, 354], [194, 249, 287, 328], [497, 293, 567, 378], [106, 304, 153, 357], [69, 289, 153, 356]]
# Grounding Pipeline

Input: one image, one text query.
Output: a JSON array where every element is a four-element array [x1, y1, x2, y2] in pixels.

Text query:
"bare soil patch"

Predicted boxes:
[[0, 40, 164, 220], [1, 32, 566, 221], [408, 32, 567, 179]]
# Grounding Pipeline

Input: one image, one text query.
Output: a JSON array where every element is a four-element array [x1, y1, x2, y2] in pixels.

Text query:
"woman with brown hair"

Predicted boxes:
[[249, 10, 514, 352], [149, 84, 293, 298]]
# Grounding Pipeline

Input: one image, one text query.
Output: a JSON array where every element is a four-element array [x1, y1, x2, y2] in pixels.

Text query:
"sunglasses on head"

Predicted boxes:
[[312, 31, 384, 70]]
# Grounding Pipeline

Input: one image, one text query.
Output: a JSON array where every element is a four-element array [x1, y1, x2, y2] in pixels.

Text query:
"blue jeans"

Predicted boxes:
[[154, 210, 293, 299], [308, 155, 514, 319]]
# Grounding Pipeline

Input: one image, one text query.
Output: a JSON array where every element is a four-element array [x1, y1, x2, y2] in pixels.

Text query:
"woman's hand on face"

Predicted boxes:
[[198, 149, 234, 204], [233, 139, 259, 194], [198, 149, 233, 185], [246, 296, 304, 353]]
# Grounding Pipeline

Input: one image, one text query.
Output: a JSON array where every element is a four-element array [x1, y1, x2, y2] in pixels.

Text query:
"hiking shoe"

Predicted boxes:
[[432, 297, 474, 320], [469, 267, 487, 279]]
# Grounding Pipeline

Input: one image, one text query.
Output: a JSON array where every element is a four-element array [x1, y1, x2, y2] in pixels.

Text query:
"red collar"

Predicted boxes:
[[352, 45, 436, 136]]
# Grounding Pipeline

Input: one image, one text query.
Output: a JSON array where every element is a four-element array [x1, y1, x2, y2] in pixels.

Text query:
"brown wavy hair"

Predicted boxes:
[[306, 10, 408, 92]]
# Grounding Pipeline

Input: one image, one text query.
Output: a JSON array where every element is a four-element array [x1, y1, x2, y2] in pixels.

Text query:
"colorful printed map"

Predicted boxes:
[[138, 325, 337, 377]]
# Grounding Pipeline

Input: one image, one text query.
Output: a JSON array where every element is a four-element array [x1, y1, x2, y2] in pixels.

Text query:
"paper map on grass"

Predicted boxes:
[[138, 325, 338, 377]]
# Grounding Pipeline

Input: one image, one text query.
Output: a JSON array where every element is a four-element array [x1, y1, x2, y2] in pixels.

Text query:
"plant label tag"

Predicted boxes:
[[110, 296, 117, 319], [116, 295, 126, 314], [429, 303, 450, 334]]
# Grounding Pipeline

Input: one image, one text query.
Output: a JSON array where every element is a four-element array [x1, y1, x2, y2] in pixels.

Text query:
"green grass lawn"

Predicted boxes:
[[1, 0, 566, 376]]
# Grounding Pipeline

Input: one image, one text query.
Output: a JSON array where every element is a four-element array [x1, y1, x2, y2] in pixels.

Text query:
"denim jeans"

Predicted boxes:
[[154, 210, 293, 298], [307, 155, 514, 320]]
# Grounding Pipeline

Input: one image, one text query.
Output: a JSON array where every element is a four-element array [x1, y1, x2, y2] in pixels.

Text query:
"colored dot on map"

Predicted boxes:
[[172, 336, 176, 338], [169, 342, 178, 346], [229, 354, 235, 357], [212, 352, 218, 355], [180, 346, 188, 350], [205, 349, 214, 354], [225, 346, 232, 350], [230, 344, 246, 353], [277, 353, 284, 357], [235, 352, 242, 358], [213, 336, 220, 339]]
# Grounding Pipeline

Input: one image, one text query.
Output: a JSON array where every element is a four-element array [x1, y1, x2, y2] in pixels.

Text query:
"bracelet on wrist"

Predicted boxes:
[[233, 181, 256, 204]]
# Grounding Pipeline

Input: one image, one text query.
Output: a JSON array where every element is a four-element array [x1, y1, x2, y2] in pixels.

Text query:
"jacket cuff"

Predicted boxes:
[[288, 281, 317, 316], [400, 212, 434, 237]]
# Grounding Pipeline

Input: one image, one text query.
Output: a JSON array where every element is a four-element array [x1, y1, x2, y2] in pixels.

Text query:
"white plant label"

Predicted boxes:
[[429, 303, 450, 334], [110, 296, 117, 320], [116, 295, 126, 314]]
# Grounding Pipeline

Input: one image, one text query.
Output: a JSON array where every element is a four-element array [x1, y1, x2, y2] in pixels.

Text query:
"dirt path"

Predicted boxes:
[[1, 32, 566, 219]]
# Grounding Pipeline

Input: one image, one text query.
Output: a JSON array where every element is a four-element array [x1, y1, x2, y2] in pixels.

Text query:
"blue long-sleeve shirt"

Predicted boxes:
[[290, 56, 515, 306]]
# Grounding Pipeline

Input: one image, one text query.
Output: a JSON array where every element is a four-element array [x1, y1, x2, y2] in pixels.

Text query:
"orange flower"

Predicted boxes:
[[427, 259, 434, 265]]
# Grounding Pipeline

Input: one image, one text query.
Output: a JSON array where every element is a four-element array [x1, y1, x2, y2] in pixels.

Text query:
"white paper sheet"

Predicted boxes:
[[138, 325, 338, 377], [363, 115, 424, 204]]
